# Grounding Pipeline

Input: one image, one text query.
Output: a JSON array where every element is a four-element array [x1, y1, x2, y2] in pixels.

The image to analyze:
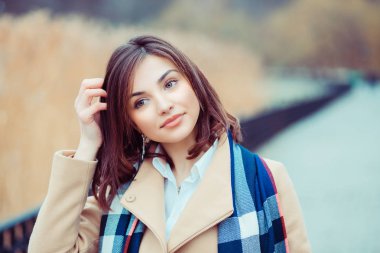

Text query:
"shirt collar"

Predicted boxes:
[[193, 139, 218, 179], [152, 146, 174, 182], [152, 139, 219, 181]]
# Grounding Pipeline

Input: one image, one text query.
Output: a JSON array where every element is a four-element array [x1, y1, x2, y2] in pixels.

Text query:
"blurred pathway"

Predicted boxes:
[[257, 83, 380, 253]]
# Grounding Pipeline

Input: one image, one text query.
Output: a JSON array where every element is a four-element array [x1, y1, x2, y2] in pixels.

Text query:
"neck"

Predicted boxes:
[[160, 131, 201, 183]]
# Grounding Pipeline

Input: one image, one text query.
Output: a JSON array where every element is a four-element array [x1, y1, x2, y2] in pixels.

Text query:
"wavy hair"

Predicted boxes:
[[92, 35, 242, 211]]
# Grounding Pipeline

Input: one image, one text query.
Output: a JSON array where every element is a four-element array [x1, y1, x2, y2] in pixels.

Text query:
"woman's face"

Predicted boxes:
[[127, 55, 200, 145]]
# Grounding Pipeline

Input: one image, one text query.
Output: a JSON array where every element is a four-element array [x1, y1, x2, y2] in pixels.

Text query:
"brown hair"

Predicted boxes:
[[92, 35, 242, 211]]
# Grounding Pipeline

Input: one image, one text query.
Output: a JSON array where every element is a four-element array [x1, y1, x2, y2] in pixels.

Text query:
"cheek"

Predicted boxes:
[[128, 110, 143, 130], [178, 84, 200, 107], [185, 89, 200, 113], [129, 108, 158, 136]]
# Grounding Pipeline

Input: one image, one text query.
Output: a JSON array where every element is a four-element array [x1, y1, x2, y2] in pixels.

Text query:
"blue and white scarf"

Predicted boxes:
[[99, 133, 288, 252]]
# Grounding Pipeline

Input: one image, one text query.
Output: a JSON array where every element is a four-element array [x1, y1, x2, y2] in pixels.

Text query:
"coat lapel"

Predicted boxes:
[[119, 133, 234, 253], [120, 159, 167, 252], [168, 134, 234, 252]]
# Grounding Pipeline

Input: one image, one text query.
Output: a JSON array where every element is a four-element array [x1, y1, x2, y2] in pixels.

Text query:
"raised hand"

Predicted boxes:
[[74, 78, 107, 160]]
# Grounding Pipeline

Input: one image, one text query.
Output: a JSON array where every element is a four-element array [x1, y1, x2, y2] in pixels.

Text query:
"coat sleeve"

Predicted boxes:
[[263, 158, 312, 253], [28, 150, 102, 253]]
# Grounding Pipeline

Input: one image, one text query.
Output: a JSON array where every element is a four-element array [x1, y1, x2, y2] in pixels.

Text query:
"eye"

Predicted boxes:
[[134, 98, 149, 109], [164, 80, 177, 89]]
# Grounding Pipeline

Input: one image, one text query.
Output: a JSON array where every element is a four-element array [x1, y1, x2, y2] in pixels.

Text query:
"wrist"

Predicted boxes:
[[74, 141, 100, 161]]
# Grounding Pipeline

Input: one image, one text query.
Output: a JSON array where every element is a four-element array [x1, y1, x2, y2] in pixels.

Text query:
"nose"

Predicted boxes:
[[156, 94, 174, 115]]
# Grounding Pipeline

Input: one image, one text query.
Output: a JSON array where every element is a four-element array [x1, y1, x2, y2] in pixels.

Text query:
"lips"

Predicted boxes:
[[160, 113, 184, 128]]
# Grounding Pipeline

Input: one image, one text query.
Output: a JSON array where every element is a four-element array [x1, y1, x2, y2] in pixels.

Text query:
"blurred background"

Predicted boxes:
[[0, 0, 379, 252]]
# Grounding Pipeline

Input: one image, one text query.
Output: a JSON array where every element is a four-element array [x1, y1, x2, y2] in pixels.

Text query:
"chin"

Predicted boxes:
[[156, 125, 196, 144]]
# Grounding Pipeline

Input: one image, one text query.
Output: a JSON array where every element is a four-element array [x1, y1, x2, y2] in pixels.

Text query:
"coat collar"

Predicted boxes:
[[120, 133, 233, 252]]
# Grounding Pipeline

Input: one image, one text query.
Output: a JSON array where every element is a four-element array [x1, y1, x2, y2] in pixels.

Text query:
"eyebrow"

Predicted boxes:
[[130, 69, 178, 98], [158, 69, 178, 83]]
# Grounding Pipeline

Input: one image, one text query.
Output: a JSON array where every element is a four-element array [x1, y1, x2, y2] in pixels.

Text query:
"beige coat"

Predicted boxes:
[[28, 136, 312, 252]]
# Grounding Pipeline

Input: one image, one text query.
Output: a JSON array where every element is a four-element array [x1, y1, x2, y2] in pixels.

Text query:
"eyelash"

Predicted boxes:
[[133, 79, 178, 109], [164, 79, 177, 89], [134, 99, 147, 109]]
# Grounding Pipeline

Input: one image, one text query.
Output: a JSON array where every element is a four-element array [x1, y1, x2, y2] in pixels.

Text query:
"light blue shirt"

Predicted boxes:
[[152, 139, 219, 240]]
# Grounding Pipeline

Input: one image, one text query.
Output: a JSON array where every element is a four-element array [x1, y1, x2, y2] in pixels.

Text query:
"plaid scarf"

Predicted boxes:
[[99, 133, 288, 252]]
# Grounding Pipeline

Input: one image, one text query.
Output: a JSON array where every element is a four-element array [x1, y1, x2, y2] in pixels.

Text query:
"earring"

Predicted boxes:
[[141, 134, 150, 161]]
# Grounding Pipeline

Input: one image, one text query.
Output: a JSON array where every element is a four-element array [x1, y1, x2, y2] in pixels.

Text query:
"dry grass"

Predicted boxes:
[[259, 0, 380, 71], [0, 10, 264, 220], [155, 0, 380, 73]]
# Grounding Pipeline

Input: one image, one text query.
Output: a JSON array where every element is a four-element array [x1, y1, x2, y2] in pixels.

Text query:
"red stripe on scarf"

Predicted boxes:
[[123, 217, 139, 253], [259, 156, 290, 252]]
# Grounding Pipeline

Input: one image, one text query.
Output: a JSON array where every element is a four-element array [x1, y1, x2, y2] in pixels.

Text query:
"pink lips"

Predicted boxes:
[[160, 113, 184, 128]]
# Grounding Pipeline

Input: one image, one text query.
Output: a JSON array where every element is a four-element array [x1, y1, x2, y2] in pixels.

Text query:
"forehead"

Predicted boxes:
[[131, 55, 178, 90]]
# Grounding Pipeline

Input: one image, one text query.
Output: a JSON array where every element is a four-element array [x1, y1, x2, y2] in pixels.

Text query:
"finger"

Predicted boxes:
[[76, 89, 107, 108], [89, 102, 107, 115], [79, 78, 104, 94], [84, 89, 108, 104], [79, 102, 107, 124]]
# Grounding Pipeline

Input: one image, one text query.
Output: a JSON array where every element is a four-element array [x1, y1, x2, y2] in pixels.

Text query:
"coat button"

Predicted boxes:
[[125, 195, 136, 202]]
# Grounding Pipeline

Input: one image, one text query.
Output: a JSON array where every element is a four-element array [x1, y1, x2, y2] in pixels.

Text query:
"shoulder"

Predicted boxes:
[[260, 157, 312, 252], [262, 157, 286, 173], [234, 144, 288, 184], [261, 157, 288, 185], [259, 156, 294, 200], [254, 156, 293, 200]]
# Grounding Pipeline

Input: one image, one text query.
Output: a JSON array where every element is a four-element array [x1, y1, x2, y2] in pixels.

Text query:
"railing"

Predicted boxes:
[[241, 83, 351, 150], [0, 207, 39, 253], [0, 81, 351, 252]]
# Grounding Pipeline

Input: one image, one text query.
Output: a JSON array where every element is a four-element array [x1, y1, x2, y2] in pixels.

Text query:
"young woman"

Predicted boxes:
[[28, 35, 311, 252]]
